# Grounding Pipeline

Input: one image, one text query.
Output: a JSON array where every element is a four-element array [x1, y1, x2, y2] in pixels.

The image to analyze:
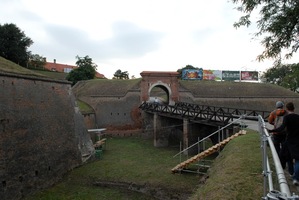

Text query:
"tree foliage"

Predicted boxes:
[[113, 69, 129, 79], [0, 23, 33, 67], [231, 0, 299, 61], [66, 55, 97, 86], [261, 63, 299, 92], [28, 54, 46, 69]]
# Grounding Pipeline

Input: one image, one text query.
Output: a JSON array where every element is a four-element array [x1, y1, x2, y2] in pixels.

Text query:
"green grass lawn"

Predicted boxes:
[[30, 69, 68, 80], [26, 130, 264, 200], [0, 57, 45, 77], [26, 136, 200, 200], [190, 130, 263, 200]]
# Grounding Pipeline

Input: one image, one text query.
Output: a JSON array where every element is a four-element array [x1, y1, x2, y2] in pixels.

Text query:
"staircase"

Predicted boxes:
[[171, 130, 247, 173]]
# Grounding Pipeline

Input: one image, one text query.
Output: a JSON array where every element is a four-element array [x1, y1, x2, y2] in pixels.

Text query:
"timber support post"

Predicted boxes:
[[183, 118, 189, 155], [153, 113, 160, 147]]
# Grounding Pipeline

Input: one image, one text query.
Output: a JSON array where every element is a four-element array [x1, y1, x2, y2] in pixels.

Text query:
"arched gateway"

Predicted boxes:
[[140, 71, 182, 148], [140, 71, 180, 105]]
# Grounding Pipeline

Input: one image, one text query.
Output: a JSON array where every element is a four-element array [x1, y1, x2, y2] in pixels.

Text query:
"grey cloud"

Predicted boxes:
[[103, 21, 163, 57], [94, 21, 164, 59], [35, 24, 97, 61], [34, 21, 164, 62]]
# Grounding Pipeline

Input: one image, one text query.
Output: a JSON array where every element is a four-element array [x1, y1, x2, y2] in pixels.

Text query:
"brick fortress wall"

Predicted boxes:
[[0, 72, 88, 199], [79, 92, 143, 136], [77, 79, 299, 141]]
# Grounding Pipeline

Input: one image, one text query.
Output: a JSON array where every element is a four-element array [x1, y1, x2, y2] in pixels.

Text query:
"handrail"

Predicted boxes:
[[258, 115, 299, 199], [139, 101, 271, 123], [173, 115, 246, 158]]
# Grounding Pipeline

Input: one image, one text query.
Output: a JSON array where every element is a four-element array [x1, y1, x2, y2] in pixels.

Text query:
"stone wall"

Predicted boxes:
[[74, 78, 299, 145], [0, 72, 92, 199], [82, 113, 97, 129], [79, 92, 142, 130]]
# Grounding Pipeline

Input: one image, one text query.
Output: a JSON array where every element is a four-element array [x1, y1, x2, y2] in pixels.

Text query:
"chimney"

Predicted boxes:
[[54, 59, 56, 64]]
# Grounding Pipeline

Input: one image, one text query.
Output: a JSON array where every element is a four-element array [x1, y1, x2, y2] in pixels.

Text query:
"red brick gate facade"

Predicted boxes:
[[140, 71, 180, 105]]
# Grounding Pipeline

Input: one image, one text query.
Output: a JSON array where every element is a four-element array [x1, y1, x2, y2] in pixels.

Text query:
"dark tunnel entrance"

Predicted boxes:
[[148, 84, 170, 105]]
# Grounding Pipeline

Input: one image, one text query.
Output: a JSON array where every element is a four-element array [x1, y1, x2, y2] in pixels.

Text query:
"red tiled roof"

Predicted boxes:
[[44, 62, 77, 73], [95, 71, 106, 79], [44, 61, 106, 78]]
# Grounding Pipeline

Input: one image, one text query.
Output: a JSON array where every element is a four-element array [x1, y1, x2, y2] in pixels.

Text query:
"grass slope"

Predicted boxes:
[[76, 99, 95, 114], [0, 56, 70, 81], [26, 130, 263, 200], [0, 57, 45, 77], [190, 130, 263, 200], [179, 80, 298, 98], [72, 78, 142, 97], [30, 69, 68, 80]]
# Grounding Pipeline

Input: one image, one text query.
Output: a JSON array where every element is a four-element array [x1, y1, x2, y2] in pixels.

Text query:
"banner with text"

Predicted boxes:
[[222, 71, 240, 81]]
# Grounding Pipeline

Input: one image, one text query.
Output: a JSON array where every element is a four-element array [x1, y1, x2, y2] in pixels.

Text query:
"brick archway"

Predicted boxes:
[[140, 71, 179, 105]]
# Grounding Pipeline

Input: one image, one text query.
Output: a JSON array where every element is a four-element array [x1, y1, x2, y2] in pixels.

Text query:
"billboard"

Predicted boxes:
[[241, 71, 259, 81], [182, 69, 203, 80], [222, 71, 240, 81], [181, 69, 259, 82], [203, 70, 222, 81]]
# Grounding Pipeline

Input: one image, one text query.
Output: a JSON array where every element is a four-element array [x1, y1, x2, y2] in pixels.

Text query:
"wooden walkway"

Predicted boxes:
[[171, 130, 247, 173], [140, 101, 270, 126]]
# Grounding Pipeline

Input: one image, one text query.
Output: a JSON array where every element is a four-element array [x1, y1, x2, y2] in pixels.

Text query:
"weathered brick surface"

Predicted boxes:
[[0, 73, 84, 199], [78, 93, 143, 130], [75, 75, 299, 143]]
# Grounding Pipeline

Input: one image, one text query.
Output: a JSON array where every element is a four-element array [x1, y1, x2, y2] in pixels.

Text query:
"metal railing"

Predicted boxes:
[[172, 114, 299, 199], [139, 101, 270, 125], [173, 115, 245, 158], [172, 115, 246, 173], [258, 115, 299, 199]]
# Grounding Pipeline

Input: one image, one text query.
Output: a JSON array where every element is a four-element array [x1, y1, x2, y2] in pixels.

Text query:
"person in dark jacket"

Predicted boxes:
[[268, 102, 299, 186], [268, 101, 294, 175]]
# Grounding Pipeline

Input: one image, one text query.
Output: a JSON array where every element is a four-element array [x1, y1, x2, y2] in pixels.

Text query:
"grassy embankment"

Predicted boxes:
[[0, 57, 44, 77], [26, 129, 263, 200], [0, 56, 69, 80]]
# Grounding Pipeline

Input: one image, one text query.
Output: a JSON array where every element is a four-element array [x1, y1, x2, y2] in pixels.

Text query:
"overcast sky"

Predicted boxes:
[[1, 0, 298, 79]]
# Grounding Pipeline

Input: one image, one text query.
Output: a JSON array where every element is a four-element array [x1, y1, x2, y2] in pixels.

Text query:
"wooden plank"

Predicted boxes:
[[88, 128, 106, 132]]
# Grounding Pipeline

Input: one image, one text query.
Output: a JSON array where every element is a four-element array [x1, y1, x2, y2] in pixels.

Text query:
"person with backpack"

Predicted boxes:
[[268, 102, 299, 186], [268, 101, 294, 176]]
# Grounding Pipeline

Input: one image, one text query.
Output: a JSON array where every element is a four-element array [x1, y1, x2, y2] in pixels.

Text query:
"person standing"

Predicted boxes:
[[268, 101, 294, 176], [268, 101, 287, 152], [268, 102, 299, 185]]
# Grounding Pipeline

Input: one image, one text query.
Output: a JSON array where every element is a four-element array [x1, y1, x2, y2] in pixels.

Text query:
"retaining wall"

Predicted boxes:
[[79, 91, 142, 130], [0, 72, 92, 199], [74, 79, 299, 142]]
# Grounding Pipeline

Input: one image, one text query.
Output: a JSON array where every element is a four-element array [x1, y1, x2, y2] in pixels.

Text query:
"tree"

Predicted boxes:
[[261, 63, 299, 92], [28, 54, 46, 69], [66, 55, 97, 86], [281, 65, 299, 92], [231, 0, 299, 61], [113, 69, 129, 79], [113, 69, 122, 79], [0, 23, 33, 67], [121, 71, 129, 79]]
